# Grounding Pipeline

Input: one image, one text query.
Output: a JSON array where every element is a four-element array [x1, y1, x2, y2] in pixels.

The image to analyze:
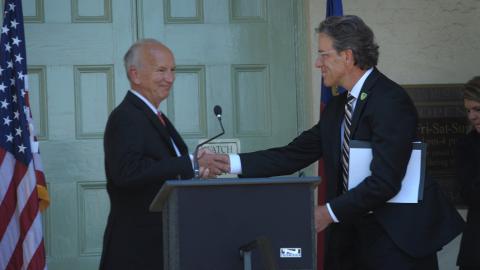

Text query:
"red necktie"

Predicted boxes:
[[157, 111, 167, 126]]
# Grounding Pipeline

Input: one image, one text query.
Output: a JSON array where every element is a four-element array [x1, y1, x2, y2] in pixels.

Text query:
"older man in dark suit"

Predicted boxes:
[[211, 15, 464, 270], [99, 39, 227, 270]]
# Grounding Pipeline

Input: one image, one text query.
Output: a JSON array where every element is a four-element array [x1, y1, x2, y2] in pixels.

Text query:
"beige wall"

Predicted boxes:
[[306, 1, 478, 269], [307, 0, 480, 123]]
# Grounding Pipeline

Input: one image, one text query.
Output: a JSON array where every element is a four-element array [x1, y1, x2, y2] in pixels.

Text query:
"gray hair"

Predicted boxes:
[[463, 76, 480, 102], [123, 38, 165, 80], [316, 15, 379, 70]]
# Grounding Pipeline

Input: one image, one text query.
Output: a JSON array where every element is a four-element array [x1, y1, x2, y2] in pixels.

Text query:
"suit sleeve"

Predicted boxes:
[[330, 88, 418, 222], [104, 108, 193, 188], [239, 122, 323, 177]]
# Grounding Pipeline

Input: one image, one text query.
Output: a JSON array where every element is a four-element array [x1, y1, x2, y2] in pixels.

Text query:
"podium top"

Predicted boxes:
[[149, 176, 320, 212]]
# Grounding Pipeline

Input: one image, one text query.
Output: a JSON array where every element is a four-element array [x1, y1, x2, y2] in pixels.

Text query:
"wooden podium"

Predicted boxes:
[[150, 177, 320, 270]]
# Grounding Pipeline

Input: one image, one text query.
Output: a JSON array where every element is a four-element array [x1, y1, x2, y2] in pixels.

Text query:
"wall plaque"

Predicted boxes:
[[404, 84, 468, 206]]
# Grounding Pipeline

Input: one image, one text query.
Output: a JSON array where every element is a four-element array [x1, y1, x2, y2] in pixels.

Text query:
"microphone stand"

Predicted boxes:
[[193, 110, 225, 179]]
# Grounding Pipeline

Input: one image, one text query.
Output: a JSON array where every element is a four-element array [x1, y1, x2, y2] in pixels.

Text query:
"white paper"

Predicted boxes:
[[348, 142, 423, 203]]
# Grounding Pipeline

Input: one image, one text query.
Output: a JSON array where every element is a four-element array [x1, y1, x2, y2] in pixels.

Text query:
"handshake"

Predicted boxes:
[[196, 149, 231, 178]]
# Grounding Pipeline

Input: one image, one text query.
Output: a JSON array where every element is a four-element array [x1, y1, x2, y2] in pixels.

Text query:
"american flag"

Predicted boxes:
[[0, 0, 49, 269]]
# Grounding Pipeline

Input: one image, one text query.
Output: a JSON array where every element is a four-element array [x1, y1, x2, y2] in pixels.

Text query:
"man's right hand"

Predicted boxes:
[[315, 205, 333, 233], [197, 149, 231, 178]]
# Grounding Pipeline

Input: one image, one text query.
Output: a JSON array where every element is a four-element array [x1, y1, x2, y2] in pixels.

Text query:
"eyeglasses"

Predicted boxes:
[[317, 49, 337, 60]]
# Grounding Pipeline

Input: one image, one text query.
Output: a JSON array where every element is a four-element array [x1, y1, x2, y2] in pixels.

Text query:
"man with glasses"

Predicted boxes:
[[210, 15, 464, 270]]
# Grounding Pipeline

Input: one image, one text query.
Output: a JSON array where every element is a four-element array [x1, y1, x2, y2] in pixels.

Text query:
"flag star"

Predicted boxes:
[[9, 3, 16, 11], [1, 99, 9, 109], [10, 77, 15, 86], [15, 53, 23, 63], [17, 71, 25, 80], [1, 25, 9, 34], [12, 95, 17, 103], [5, 42, 11, 52], [12, 36, 21, 46], [0, 83, 6, 92], [3, 116, 12, 126], [18, 144, 27, 153], [6, 133, 14, 142], [21, 89, 26, 97], [15, 127, 22, 136], [14, 110, 20, 119], [7, 61, 13, 68], [0, 66, 4, 74], [10, 19, 19, 29]]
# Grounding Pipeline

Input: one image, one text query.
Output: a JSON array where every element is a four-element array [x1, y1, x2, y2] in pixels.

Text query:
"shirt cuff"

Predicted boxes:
[[189, 154, 194, 169], [326, 203, 339, 223], [229, 154, 242, 174]]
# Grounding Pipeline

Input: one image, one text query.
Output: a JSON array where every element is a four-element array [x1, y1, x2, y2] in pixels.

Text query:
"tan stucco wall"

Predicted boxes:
[[308, 0, 480, 123]]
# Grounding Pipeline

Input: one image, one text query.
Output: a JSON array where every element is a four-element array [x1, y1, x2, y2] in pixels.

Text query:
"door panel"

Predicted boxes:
[[23, 0, 305, 269], [25, 1, 131, 269]]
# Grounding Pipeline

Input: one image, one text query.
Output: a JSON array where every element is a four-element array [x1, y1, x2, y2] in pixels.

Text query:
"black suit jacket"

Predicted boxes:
[[239, 68, 464, 258], [99, 91, 193, 270], [456, 130, 480, 267]]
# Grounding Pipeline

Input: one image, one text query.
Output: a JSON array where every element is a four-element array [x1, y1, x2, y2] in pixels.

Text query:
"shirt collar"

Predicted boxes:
[[349, 67, 373, 99], [129, 89, 160, 115]]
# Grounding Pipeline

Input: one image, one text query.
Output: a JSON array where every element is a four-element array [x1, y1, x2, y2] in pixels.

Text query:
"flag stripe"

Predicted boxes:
[[0, 209, 20, 270], [6, 232, 24, 269], [0, 162, 27, 237], [0, 147, 6, 163], [27, 239, 46, 270], [24, 213, 44, 270], [17, 163, 37, 218], [0, 149, 15, 204], [19, 180, 41, 270]]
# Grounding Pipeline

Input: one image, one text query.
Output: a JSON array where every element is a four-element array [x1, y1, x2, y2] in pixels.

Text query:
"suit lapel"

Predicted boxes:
[[330, 94, 347, 189], [349, 68, 380, 136], [163, 116, 189, 155], [125, 92, 180, 155]]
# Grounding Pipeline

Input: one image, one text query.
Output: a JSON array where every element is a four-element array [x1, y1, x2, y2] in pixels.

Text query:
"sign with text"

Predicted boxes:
[[404, 84, 468, 206]]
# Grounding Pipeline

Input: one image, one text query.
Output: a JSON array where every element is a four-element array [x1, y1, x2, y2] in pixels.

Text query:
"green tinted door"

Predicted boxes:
[[24, 0, 306, 269]]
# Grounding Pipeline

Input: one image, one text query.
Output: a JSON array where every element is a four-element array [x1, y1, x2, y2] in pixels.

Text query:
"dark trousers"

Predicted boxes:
[[325, 214, 438, 270]]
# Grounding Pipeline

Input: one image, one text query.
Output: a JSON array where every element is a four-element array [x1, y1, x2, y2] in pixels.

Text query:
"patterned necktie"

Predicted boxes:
[[341, 94, 355, 193]]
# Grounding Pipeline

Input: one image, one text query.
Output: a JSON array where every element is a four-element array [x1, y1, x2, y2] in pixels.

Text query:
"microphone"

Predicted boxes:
[[214, 105, 222, 121], [193, 105, 225, 178]]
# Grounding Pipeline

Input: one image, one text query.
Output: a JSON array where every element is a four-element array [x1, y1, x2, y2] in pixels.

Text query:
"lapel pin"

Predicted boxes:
[[360, 92, 368, 101]]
